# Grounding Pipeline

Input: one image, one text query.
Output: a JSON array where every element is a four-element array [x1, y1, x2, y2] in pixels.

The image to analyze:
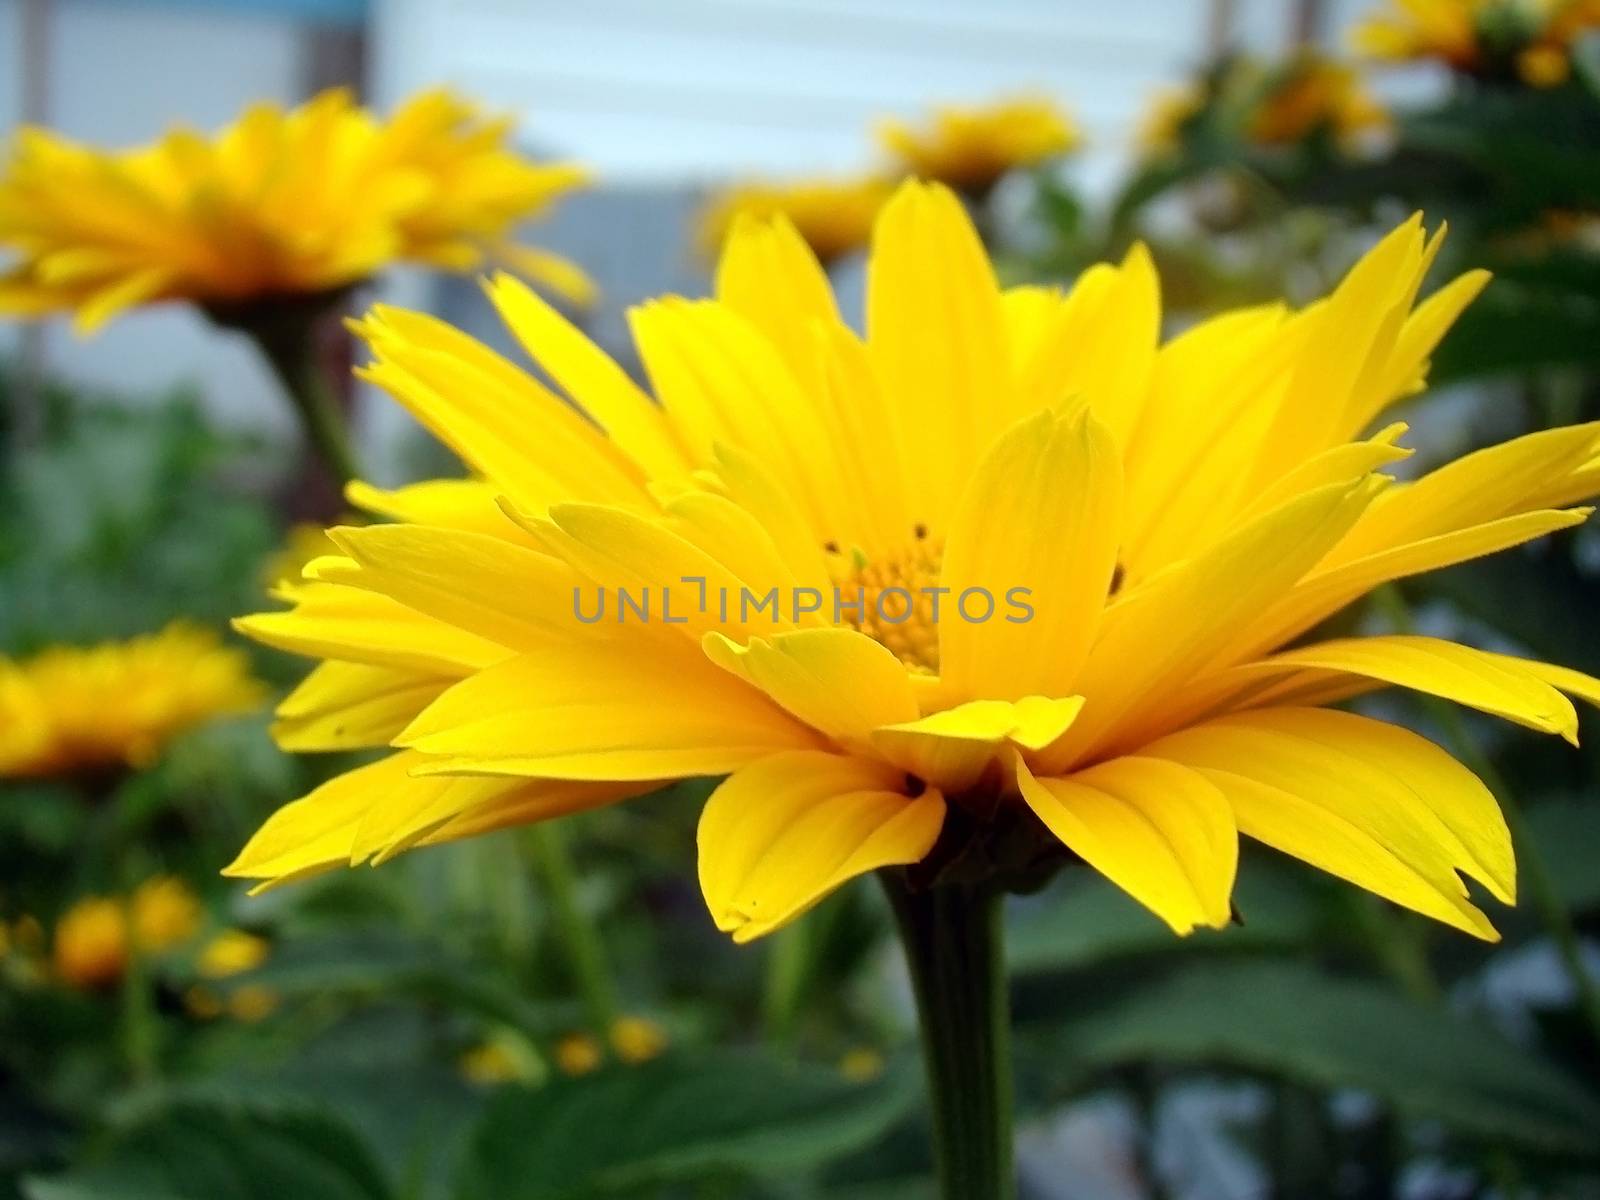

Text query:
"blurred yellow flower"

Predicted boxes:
[[0, 623, 264, 780], [131, 876, 202, 952], [231, 180, 1600, 946], [1353, 0, 1600, 86], [1248, 56, 1391, 147], [609, 1015, 668, 1064], [227, 984, 280, 1022], [459, 1038, 540, 1084], [53, 878, 203, 991], [197, 928, 270, 977], [877, 97, 1080, 194], [1516, 41, 1574, 82], [52, 898, 127, 990], [0, 88, 592, 333], [1140, 56, 1388, 159], [553, 1032, 603, 1076], [840, 1047, 887, 1082], [698, 176, 891, 265], [1137, 86, 1208, 157]]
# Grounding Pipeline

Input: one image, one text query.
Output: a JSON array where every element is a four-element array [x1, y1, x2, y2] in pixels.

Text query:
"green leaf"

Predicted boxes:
[[1525, 797, 1600, 914], [1430, 277, 1600, 384], [454, 1050, 916, 1200], [1009, 854, 1324, 975], [227, 929, 556, 1037], [23, 1104, 392, 1200], [1024, 959, 1600, 1156]]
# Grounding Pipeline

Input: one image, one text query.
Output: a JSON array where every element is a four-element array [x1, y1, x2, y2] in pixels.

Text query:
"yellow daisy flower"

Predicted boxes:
[[52, 898, 128, 990], [459, 1037, 539, 1084], [1353, 0, 1600, 86], [50, 876, 202, 990], [186, 928, 274, 1021], [609, 1015, 668, 1064], [231, 180, 1600, 946], [130, 876, 203, 952], [0, 87, 592, 334], [876, 97, 1080, 195], [1248, 56, 1392, 147], [553, 1032, 604, 1077], [697, 176, 892, 266], [1140, 56, 1389, 160], [196, 928, 270, 977], [0, 622, 264, 779], [1354, 0, 1485, 67]]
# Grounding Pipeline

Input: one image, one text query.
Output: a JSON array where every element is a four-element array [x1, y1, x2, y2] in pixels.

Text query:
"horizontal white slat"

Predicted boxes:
[[377, 0, 1207, 180]]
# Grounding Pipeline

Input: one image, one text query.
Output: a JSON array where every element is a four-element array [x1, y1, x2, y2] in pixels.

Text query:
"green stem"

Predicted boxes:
[[527, 823, 622, 1041], [1375, 585, 1600, 1047], [120, 940, 158, 1084], [248, 318, 359, 488], [1351, 893, 1440, 1005], [881, 872, 1014, 1200], [761, 922, 811, 1047]]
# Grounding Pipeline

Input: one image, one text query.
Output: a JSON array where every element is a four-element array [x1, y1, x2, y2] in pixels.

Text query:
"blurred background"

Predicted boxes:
[[3, 1, 1599, 1197], [1, 0, 1421, 472]]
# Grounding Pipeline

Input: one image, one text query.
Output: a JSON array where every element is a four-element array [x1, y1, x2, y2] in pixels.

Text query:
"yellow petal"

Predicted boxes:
[[1251, 508, 1593, 658], [1254, 216, 1427, 466], [1495, 656, 1600, 713], [867, 180, 1007, 527], [1330, 422, 1600, 564], [808, 324, 915, 558], [1234, 424, 1412, 523], [1015, 754, 1236, 933], [345, 478, 539, 544], [353, 305, 650, 512], [486, 272, 689, 480], [938, 408, 1121, 704], [697, 751, 944, 942], [1358, 268, 1491, 424], [627, 298, 845, 538], [1015, 242, 1161, 445], [495, 242, 598, 308], [235, 581, 507, 676], [871, 696, 1084, 793], [662, 489, 827, 612], [1001, 284, 1063, 371], [1044, 476, 1384, 771], [73, 267, 173, 334], [1120, 304, 1293, 581], [396, 635, 821, 780], [1145, 707, 1511, 932], [538, 501, 812, 642], [414, 778, 650, 850], [706, 443, 837, 596], [224, 751, 624, 886], [273, 661, 449, 751], [703, 628, 919, 748], [713, 212, 838, 385], [1205, 635, 1579, 743], [318, 523, 581, 652]]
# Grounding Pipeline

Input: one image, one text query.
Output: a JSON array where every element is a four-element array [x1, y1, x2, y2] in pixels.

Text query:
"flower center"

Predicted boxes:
[[829, 528, 944, 673]]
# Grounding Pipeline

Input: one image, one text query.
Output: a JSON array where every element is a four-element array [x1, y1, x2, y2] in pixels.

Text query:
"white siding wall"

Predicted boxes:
[[372, 0, 1222, 187], [0, 0, 305, 434], [2, 0, 1437, 439], [367, 0, 1412, 185]]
